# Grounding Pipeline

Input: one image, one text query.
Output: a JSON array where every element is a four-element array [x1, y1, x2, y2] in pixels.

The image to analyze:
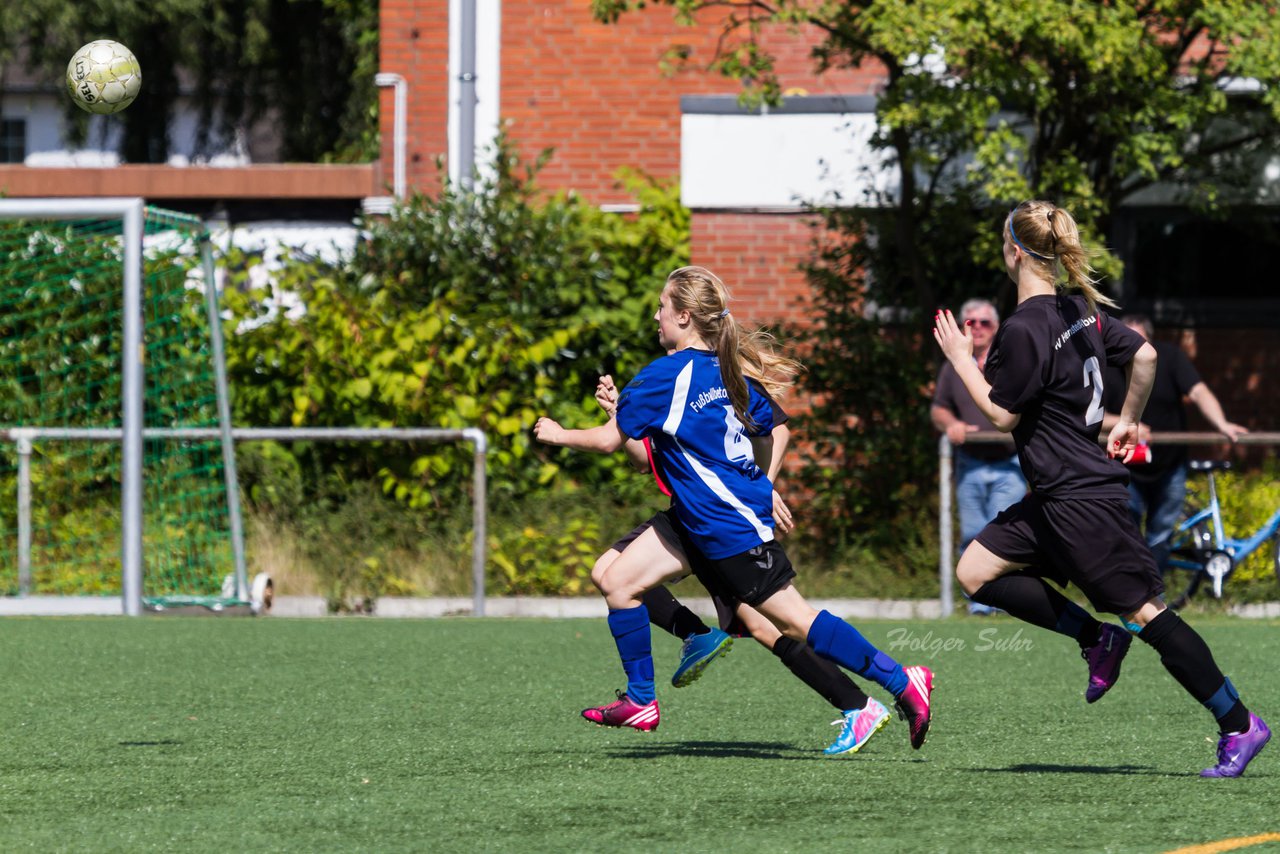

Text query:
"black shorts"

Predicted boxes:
[[608, 519, 654, 555], [610, 510, 795, 633], [974, 494, 1164, 615], [659, 510, 796, 610]]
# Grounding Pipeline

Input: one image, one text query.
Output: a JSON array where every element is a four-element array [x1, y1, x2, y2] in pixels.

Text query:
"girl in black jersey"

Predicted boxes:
[[933, 200, 1268, 778]]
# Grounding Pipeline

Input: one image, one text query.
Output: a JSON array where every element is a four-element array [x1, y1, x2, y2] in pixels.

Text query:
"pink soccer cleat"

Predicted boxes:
[[582, 690, 660, 731], [895, 665, 934, 749]]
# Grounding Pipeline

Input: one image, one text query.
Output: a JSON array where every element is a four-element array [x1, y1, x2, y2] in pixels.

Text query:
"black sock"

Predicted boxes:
[[1138, 609, 1250, 732], [972, 572, 1101, 647], [773, 636, 870, 712], [641, 586, 709, 640]]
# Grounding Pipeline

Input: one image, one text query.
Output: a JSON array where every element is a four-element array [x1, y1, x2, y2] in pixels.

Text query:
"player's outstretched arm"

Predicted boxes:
[[933, 309, 1019, 431], [534, 417, 627, 454]]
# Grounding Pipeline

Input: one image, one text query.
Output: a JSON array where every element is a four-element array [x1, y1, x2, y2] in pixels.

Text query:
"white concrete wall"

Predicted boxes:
[[681, 111, 897, 210]]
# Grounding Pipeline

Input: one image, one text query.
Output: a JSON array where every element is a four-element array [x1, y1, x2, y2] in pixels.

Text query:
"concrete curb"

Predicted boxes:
[[269, 596, 947, 620], [3, 595, 1278, 620]]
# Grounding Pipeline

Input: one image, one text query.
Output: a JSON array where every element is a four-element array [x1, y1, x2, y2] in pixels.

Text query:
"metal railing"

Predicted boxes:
[[2, 427, 489, 615], [937, 430, 1280, 618]]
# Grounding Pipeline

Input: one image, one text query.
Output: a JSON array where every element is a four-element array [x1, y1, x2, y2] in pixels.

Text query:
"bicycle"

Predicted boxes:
[[1161, 460, 1280, 608]]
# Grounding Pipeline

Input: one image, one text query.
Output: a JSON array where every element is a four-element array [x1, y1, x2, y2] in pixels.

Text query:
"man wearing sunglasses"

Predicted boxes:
[[930, 299, 1027, 615]]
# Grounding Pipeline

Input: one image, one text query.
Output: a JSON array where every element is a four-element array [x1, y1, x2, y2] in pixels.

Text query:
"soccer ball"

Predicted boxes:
[[66, 40, 142, 115]]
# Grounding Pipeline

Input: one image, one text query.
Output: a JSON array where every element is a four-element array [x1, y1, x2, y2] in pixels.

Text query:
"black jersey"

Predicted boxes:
[[984, 294, 1145, 499]]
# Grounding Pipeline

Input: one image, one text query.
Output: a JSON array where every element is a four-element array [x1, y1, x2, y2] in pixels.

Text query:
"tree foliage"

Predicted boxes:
[[595, 0, 1280, 312], [2, 0, 377, 162]]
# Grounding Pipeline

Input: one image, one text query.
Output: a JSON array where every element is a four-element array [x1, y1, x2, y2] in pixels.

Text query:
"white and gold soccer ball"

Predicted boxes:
[[66, 40, 142, 115]]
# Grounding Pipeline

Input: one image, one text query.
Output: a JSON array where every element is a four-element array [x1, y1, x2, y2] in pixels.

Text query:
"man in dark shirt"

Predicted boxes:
[[931, 298, 1026, 615], [1101, 314, 1248, 569]]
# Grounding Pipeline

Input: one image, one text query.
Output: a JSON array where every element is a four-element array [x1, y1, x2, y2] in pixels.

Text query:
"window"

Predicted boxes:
[[1111, 206, 1280, 327], [0, 118, 25, 163]]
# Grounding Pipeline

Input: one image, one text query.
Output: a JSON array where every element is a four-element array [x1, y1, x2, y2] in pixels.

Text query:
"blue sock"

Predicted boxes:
[[1053, 601, 1093, 643], [1204, 678, 1240, 722], [807, 609, 908, 696], [607, 605, 655, 704]]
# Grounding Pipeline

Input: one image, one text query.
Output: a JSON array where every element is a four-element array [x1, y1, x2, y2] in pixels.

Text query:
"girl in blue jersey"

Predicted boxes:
[[933, 200, 1268, 777], [588, 371, 892, 756], [535, 266, 933, 746]]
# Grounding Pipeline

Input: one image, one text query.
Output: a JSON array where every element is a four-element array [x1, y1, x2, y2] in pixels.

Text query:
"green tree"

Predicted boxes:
[[595, 0, 1280, 311], [1, 0, 377, 162]]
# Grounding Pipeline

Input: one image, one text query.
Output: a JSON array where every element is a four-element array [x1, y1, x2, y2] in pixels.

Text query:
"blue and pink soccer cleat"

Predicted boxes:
[[672, 628, 732, 687], [1083, 623, 1132, 703], [824, 697, 891, 756], [1201, 713, 1270, 778], [895, 665, 934, 749], [581, 690, 660, 731]]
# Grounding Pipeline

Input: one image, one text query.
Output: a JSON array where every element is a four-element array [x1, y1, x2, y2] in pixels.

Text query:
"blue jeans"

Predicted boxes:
[[1127, 462, 1187, 571], [955, 452, 1026, 550], [955, 452, 1025, 614]]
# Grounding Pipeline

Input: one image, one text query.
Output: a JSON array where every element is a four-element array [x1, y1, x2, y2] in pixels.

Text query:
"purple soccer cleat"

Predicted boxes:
[[1201, 713, 1270, 778], [581, 690, 660, 731], [1082, 623, 1132, 703]]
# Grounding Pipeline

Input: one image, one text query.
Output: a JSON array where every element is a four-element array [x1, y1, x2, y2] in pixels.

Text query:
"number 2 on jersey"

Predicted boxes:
[[1082, 356, 1104, 426]]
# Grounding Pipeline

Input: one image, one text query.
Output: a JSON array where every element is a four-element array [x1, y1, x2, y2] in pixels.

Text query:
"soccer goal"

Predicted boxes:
[[0, 198, 249, 615]]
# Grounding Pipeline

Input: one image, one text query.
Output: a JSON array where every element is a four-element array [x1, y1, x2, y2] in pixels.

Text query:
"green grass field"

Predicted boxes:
[[1, 616, 1277, 853]]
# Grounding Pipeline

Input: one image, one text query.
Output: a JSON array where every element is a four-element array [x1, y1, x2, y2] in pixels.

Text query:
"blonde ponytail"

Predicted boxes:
[[664, 266, 802, 430], [1008, 201, 1118, 312]]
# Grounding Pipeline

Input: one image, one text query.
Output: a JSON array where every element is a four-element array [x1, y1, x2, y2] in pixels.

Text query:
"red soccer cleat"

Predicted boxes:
[[895, 665, 934, 749]]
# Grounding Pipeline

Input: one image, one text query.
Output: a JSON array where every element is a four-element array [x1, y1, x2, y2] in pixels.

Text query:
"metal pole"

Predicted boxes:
[[120, 200, 146, 617], [938, 435, 954, 619], [373, 72, 407, 199], [16, 432, 32, 596], [200, 237, 249, 601], [458, 0, 478, 190], [466, 428, 488, 616]]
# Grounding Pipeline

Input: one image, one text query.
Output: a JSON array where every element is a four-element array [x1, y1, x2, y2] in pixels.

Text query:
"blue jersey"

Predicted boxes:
[[616, 348, 776, 559]]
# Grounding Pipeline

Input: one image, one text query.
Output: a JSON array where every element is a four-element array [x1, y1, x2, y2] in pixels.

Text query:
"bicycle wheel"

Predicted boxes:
[[1165, 517, 1212, 609]]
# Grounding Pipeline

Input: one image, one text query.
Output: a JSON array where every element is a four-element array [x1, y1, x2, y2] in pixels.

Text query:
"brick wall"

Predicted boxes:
[[690, 211, 820, 328], [379, 0, 451, 195], [497, 2, 884, 204]]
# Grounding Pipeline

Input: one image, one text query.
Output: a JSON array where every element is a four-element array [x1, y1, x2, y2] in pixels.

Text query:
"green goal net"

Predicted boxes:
[[0, 201, 245, 611]]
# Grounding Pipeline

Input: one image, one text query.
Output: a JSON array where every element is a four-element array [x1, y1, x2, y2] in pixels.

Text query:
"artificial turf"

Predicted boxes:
[[0, 615, 1277, 852]]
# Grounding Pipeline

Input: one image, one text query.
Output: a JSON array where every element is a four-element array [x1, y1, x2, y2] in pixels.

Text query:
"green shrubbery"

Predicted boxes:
[[223, 143, 687, 607]]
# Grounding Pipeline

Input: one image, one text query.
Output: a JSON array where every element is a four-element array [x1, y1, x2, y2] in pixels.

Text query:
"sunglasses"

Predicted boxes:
[[965, 318, 996, 329]]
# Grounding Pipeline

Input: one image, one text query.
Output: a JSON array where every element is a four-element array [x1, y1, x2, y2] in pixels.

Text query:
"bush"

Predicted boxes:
[[1184, 457, 1280, 590], [222, 139, 686, 521]]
